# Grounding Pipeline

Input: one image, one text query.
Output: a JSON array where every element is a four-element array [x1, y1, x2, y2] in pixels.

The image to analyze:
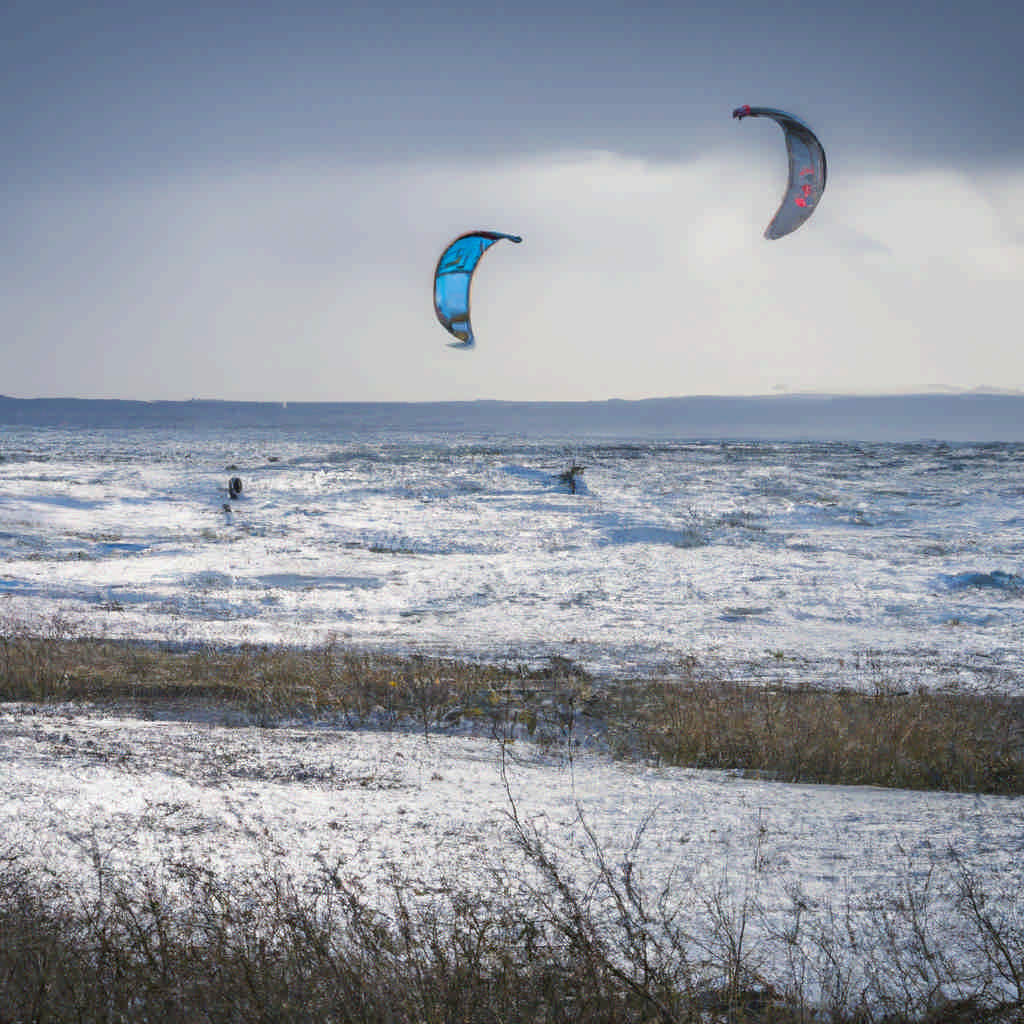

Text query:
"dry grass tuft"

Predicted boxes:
[[609, 675, 1024, 795]]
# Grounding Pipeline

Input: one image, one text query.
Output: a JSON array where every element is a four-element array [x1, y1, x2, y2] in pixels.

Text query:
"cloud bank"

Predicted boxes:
[[3, 150, 1022, 401]]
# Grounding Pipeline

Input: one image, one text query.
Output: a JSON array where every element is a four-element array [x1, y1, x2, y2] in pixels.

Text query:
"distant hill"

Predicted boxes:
[[1, 393, 1022, 442]]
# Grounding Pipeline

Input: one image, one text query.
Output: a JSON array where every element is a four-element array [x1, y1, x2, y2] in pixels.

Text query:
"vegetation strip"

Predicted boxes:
[[2, 626, 1022, 795], [2, 814, 1022, 1023]]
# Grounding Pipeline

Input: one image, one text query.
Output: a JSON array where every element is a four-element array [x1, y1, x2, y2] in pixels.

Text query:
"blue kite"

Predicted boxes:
[[433, 231, 522, 348]]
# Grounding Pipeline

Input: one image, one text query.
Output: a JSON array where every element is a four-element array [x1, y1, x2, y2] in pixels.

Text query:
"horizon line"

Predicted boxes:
[[4, 389, 1024, 406]]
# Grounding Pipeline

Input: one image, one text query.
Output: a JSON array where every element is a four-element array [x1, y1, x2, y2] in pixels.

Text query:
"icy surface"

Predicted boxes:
[[2, 418, 1023, 690]]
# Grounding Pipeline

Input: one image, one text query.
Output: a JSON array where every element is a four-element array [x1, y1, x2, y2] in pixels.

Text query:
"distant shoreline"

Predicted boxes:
[[3, 392, 1024, 441]]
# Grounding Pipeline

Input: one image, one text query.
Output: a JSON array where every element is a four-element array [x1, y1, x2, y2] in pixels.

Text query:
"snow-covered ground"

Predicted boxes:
[[3, 700, 1022, 993], [2, 422, 1023, 690], [2, 410, 1022, 1002]]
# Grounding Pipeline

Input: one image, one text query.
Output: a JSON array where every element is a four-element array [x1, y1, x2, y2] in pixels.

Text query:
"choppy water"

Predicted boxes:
[[2, 402, 1023, 691]]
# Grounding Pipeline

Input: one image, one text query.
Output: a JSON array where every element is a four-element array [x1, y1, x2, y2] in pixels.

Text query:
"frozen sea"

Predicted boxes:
[[3, 394, 1024, 1004], [2, 394, 1023, 691]]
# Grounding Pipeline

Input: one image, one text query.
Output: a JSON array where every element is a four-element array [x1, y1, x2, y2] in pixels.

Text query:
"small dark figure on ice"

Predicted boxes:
[[558, 460, 585, 495]]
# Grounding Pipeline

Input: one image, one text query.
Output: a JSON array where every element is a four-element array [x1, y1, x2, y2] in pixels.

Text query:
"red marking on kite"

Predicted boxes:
[[794, 197, 808, 207]]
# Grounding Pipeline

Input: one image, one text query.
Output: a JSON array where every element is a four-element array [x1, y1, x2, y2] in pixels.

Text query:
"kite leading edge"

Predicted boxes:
[[732, 105, 827, 240], [433, 231, 522, 348]]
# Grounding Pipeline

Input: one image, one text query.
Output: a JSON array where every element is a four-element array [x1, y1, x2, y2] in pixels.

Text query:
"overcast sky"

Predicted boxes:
[[3, 0, 1022, 401]]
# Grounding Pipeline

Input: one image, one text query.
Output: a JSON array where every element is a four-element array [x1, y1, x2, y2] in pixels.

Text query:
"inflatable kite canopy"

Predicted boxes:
[[433, 231, 522, 348], [732, 105, 827, 240]]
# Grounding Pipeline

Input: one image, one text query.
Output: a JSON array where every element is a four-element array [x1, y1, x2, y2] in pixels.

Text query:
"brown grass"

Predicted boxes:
[[1, 619, 1022, 795], [0, 624, 520, 720], [609, 677, 1024, 796]]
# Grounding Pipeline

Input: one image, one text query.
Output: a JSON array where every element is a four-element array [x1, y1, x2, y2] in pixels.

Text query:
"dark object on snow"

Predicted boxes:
[[558, 461, 585, 494], [228, 476, 243, 499]]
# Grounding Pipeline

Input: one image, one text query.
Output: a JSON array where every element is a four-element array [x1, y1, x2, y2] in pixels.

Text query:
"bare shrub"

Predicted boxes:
[[2, 820, 1024, 1024]]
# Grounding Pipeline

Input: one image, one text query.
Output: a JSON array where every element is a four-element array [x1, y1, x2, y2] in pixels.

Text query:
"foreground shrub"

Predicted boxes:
[[1, 820, 1022, 1024]]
